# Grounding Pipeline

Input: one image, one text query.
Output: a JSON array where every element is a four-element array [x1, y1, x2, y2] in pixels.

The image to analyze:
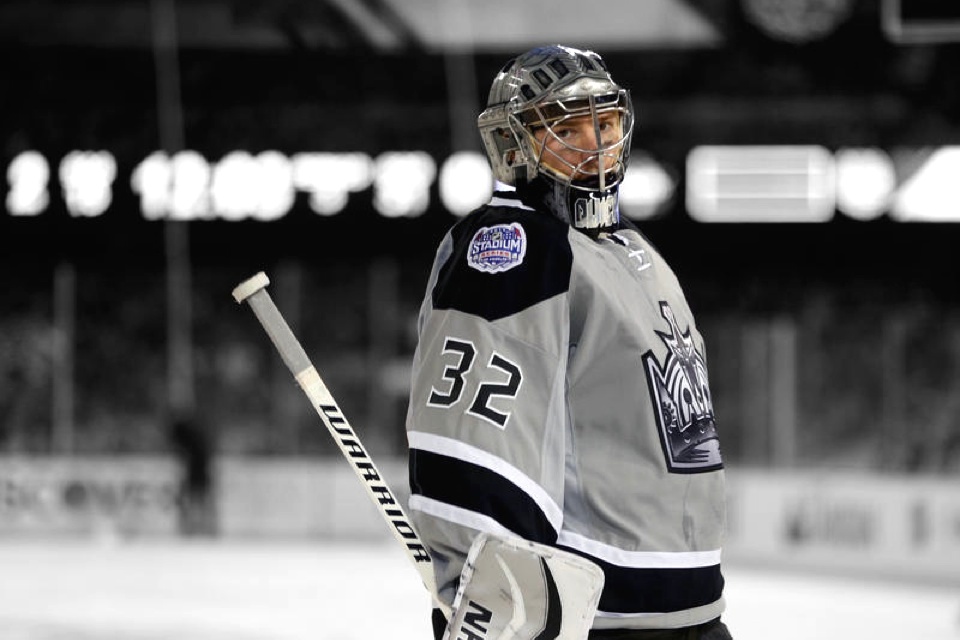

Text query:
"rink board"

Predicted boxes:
[[1, 456, 958, 584]]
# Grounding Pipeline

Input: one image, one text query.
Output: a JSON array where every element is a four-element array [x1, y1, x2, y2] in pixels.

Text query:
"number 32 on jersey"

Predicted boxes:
[[426, 336, 523, 430]]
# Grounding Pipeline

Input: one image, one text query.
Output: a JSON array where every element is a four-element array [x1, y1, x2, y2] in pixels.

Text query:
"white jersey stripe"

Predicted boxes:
[[594, 611, 666, 619], [489, 195, 535, 210], [557, 529, 722, 569], [409, 495, 519, 539], [408, 430, 563, 532]]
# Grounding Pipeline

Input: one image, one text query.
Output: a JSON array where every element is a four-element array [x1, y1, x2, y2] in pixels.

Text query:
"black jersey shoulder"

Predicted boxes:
[[431, 193, 573, 322]]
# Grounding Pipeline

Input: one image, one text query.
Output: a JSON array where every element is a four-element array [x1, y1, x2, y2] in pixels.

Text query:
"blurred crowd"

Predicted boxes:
[[2, 258, 958, 476]]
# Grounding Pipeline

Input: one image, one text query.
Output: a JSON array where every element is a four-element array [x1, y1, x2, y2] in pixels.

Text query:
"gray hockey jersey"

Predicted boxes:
[[406, 189, 726, 630]]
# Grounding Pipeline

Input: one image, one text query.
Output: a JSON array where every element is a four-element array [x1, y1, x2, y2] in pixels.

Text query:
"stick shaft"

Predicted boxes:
[[234, 274, 441, 606]]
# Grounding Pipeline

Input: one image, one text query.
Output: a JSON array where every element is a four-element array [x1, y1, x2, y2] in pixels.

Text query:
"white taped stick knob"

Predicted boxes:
[[232, 271, 270, 303]]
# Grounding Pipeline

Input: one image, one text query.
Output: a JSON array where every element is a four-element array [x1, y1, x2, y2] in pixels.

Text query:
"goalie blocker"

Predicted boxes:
[[439, 535, 732, 640], [441, 534, 604, 640]]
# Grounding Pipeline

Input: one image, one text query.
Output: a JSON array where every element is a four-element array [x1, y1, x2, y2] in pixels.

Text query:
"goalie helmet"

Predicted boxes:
[[478, 45, 634, 230]]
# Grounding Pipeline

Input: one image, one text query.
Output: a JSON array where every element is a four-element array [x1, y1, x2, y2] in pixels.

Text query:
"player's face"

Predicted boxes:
[[533, 110, 624, 181]]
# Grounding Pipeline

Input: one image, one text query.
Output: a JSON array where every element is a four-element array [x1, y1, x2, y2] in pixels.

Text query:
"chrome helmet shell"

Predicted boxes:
[[477, 45, 634, 229]]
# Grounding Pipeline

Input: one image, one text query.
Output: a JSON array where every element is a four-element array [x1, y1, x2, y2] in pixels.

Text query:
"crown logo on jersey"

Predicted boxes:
[[467, 223, 528, 274], [642, 301, 723, 473]]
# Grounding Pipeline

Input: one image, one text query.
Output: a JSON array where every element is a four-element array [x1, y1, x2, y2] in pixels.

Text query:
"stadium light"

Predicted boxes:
[[686, 145, 836, 223], [835, 148, 896, 221], [882, 0, 960, 43]]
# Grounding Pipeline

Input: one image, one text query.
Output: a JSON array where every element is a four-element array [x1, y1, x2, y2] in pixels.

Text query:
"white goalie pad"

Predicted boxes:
[[442, 534, 605, 640]]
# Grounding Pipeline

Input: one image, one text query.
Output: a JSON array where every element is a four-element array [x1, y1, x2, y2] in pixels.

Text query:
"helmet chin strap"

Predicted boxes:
[[570, 187, 620, 230], [538, 177, 620, 231]]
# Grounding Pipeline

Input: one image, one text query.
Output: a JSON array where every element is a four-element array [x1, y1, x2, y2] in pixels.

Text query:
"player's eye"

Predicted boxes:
[[599, 116, 619, 132]]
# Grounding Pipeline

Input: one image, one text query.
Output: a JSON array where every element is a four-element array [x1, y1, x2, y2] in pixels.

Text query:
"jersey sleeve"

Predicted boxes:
[[405, 206, 573, 603]]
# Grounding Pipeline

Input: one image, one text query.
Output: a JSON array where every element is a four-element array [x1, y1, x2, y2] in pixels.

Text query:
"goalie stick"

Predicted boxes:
[[233, 272, 606, 640], [232, 271, 447, 615]]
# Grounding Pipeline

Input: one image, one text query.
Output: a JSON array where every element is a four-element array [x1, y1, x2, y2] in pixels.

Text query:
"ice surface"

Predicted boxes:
[[0, 539, 956, 640]]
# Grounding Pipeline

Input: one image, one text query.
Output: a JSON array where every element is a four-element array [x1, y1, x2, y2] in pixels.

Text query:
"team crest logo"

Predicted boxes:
[[642, 301, 723, 473], [467, 223, 527, 274]]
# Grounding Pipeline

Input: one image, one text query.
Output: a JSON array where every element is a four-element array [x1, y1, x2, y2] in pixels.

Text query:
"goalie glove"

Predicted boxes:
[[442, 534, 604, 640]]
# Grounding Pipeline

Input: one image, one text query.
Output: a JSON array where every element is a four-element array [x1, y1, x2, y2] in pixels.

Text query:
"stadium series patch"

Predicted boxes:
[[467, 223, 527, 273]]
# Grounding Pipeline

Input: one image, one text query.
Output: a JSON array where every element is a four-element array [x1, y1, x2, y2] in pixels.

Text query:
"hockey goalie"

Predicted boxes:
[[404, 45, 733, 640]]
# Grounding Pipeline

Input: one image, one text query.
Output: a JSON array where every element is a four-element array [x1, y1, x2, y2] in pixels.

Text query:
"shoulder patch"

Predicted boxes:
[[432, 207, 572, 322], [467, 223, 528, 274]]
